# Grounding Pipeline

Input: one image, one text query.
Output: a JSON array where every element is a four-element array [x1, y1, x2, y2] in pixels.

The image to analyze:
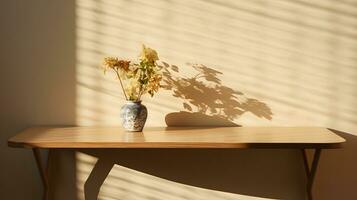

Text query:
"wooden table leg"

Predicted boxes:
[[84, 158, 114, 200], [302, 148, 322, 200], [33, 148, 50, 200]]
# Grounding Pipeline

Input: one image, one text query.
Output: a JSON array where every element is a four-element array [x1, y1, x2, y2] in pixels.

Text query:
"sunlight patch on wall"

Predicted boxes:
[[76, 0, 357, 130], [75, 0, 357, 199]]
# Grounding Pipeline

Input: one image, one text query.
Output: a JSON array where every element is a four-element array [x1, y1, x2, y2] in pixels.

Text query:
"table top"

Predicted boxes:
[[7, 126, 345, 149]]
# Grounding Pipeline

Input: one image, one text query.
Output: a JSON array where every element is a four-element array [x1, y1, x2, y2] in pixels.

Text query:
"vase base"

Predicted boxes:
[[124, 129, 143, 132]]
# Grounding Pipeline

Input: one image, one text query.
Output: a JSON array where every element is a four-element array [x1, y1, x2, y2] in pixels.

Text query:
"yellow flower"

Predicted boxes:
[[117, 60, 131, 71], [140, 45, 159, 63], [147, 74, 162, 96], [125, 79, 140, 100], [103, 57, 131, 72], [103, 57, 118, 69]]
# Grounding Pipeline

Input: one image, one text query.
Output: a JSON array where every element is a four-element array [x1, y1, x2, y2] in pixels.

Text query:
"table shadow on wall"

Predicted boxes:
[[80, 148, 305, 200], [160, 62, 273, 126]]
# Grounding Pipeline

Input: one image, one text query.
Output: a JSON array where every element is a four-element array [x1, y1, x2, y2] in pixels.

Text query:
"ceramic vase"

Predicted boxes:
[[120, 101, 147, 132]]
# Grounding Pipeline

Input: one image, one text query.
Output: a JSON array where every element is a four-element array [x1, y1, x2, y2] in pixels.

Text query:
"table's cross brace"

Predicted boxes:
[[301, 148, 321, 200], [33, 148, 50, 200]]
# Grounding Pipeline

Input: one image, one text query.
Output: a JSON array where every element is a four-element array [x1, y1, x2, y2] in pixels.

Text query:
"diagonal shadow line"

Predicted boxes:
[[203, 0, 357, 40]]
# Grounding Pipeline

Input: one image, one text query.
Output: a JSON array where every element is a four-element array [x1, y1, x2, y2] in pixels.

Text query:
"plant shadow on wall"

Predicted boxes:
[[159, 62, 273, 126]]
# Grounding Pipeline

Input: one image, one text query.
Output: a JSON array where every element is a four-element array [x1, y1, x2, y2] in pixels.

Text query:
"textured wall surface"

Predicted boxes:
[[1, 0, 357, 200]]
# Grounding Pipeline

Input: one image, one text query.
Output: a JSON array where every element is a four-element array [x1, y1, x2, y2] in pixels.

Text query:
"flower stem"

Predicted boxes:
[[114, 69, 128, 100], [138, 85, 145, 101]]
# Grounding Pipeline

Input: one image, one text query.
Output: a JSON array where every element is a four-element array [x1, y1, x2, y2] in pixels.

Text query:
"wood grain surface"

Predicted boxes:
[[8, 126, 345, 149]]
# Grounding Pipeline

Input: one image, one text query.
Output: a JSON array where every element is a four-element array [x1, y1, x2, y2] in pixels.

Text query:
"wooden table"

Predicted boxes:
[[8, 126, 345, 200]]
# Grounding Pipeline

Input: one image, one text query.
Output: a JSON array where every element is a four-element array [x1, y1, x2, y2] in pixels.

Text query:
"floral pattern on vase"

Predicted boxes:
[[120, 101, 147, 132]]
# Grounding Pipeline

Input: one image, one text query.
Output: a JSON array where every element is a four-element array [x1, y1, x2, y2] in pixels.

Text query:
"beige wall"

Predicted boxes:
[[1, 0, 357, 199], [0, 0, 76, 199]]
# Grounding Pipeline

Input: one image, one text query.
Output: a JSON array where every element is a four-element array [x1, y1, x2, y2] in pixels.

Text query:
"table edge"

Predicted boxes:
[[8, 126, 346, 149], [8, 140, 345, 149]]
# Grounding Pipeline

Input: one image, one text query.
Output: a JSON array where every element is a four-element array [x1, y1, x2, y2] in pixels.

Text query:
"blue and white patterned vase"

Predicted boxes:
[[120, 101, 147, 132]]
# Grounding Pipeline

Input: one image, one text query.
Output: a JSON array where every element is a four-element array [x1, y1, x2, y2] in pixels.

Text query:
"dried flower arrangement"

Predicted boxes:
[[102, 45, 162, 101]]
